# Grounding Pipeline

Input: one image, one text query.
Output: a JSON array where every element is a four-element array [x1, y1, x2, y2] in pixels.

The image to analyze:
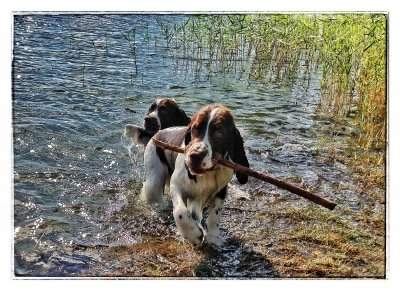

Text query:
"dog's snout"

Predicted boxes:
[[189, 151, 207, 163]]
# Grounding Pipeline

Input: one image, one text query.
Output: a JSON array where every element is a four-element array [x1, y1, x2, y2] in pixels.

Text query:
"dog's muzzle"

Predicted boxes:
[[143, 116, 160, 133]]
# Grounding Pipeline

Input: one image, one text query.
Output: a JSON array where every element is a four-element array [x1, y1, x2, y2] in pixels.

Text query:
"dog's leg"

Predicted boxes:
[[206, 187, 226, 245], [141, 144, 167, 205], [141, 172, 167, 204], [170, 189, 204, 246], [187, 197, 204, 235], [164, 176, 171, 195]]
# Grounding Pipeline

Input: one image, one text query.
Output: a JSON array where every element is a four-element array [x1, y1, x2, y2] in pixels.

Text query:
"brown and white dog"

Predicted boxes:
[[124, 98, 190, 146], [145, 104, 249, 246]]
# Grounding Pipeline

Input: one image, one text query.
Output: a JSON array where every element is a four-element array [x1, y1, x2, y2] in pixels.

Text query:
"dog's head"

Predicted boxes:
[[143, 98, 190, 135], [184, 104, 249, 183]]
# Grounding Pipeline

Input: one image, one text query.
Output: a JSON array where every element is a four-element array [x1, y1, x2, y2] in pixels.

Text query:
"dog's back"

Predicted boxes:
[[151, 126, 188, 173]]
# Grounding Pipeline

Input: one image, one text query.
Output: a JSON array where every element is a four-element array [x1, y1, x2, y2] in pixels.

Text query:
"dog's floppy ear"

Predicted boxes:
[[184, 126, 192, 146], [178, 108, 191, 126], [229, 127, 249, 184]]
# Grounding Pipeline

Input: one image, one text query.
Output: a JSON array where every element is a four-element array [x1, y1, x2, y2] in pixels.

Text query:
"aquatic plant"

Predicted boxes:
[[155, 14, 386, 153], [151, 14, 386, 192], [121, 28, 138, 77], [317, 14, 386, 151]]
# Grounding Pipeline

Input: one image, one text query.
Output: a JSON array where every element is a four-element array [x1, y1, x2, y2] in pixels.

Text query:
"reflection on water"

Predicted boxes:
[[13, 14, 367, 277]]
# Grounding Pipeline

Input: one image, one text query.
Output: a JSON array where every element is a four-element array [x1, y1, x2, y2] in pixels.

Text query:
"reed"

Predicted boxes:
[[155, 14, 386, 170], [121, 28, 138, 76], [317, 14, 386, 150]]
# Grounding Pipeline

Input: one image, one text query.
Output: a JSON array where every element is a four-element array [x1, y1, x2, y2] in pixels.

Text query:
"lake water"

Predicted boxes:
[[13, 14, 367, 277]]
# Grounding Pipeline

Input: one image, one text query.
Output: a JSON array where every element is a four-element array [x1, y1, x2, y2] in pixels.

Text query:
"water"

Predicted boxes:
[[13, 14, 368, 277]]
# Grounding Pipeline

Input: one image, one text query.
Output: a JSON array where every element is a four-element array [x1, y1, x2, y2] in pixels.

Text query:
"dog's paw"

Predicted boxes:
[[206, 232, 224, 246], [181, 223, 204, 247], [174, 210, 205, 247], [188, 227, 204, 247]]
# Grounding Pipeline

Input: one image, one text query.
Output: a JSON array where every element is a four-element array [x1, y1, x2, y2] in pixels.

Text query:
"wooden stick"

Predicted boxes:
[[152, 138, 337, 210]]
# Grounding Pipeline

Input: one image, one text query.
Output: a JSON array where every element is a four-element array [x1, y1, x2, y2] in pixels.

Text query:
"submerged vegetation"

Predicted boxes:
[[155, 14, 386, 185]]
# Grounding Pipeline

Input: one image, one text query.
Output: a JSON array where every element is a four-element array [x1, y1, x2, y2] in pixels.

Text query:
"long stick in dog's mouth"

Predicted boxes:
[[152, 137, 337, 211]]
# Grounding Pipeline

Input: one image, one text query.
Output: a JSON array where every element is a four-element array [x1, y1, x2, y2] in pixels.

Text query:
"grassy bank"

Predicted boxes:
[[235, 201, 385, 278], [95, 178, 385, 278]]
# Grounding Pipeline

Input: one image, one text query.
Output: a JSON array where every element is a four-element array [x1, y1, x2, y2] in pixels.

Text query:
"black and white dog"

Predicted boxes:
[[124, 98, 190, 204], [144, 104, 249, 245]]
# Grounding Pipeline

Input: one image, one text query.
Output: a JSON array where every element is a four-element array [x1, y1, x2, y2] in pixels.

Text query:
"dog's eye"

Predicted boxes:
[[214, 124, 223, 134], [213, 125, 223, 138], [214, 131, 223, 138]]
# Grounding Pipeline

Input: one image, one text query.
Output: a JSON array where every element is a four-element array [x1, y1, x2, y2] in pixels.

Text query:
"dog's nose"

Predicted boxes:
[[189, 151, 207, 163]]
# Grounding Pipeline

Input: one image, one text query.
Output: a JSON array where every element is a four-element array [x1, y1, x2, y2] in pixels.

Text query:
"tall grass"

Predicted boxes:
[[156, 14, 386, 152], [317, 14, 386, 150]]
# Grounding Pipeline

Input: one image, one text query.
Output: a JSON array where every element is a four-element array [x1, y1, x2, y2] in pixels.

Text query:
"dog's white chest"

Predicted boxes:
[[172, 155, 233, 203]]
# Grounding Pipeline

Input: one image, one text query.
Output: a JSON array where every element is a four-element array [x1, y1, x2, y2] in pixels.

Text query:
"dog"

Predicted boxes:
[[124, 98, 190, 146], [145, 104, 249, 246]]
